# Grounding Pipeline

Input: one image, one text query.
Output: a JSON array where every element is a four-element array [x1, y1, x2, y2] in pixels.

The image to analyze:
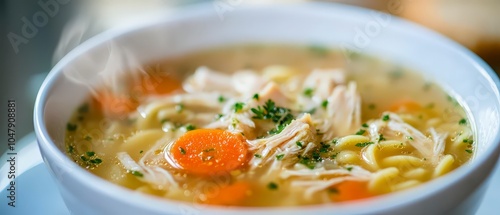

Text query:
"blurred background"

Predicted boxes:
[[1, 0, 499, 161]]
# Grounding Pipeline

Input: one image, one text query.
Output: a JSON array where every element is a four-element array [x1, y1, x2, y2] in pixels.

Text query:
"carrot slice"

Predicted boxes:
[[389, 99, 422, 113], [137, 74, 181, 95], [330, 180, 373, 202], [92, 92, 138, 117], [170, 129, 248, 176], [204, 181, 251, 206]]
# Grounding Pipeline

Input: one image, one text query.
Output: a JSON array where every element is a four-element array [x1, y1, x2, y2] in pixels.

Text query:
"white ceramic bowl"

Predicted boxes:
[[34, 2, 500, 215]]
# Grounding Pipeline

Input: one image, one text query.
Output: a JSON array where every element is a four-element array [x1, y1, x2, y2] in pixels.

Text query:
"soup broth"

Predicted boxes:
[[65, 45, 474, 206]]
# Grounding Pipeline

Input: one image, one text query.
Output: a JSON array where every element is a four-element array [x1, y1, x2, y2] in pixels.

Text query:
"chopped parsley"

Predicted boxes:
[[378, 134, 386, 142], [407, 136, 414, 141], [254, 154, 262, 158], [330, 152, 339, 159], [276, 154, 285, 160], [67, 145, 74, 154], [179, 147, 186, 155], [463, 139, 474, 144], [319, 142, 331, 153], [303, 88, 314, 97], [253, 93, 259, 101], [298, 155, 317, 169], [233, 102, 245, 113], [203, 148, 215, 152], [251, 99, 294, 135], [79, 151, 102, 167], [382, 114, 390, 121], [459, 118, 467, 125], [331, 139, 338, 145], [465, 149, 473, 154], [355, 129, 366, 135], [218, 95, 226, 103], [131, 171, 144, 177], [296, 141, 304, 148], [362, 123, 369, 128], [185, 124, 196, 131], [321, 100, 329, 109], [90, 158, 102, 164], [160, 119, 169, 124], [355, 142, 374, 147], [267, 182, 279, 190], [67, 123, 77, 131], [346, 166, 353, 171], [139, 150, 143, 154]]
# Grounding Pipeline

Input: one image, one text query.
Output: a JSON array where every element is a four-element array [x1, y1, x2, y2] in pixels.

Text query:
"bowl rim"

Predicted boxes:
[[34, 1, 500, 214]]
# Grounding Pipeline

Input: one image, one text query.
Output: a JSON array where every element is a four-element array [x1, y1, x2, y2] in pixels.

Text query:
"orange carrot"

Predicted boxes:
[[389, 99, 422, 113], [92, 92, 138, 117], [170, 129, 248, 176], [204, 181, 251, 206], [137, 74, 181, 95], [330, 180, 373, 202]]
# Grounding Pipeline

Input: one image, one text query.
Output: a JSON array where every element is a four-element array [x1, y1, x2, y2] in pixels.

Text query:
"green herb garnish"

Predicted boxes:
[[321, 100, 329, 109], [233, 102, 245, 113], [179, 147, 186, 155], [276, 154, 285, 160], [218, 95, 226, 103], [296, 141, 304, 148], [185, 124, 196, 131], [131, 171, 144, 177], [67, 123, 77, 131], [355, 142, 374, 147], [303, 88, 314, 97], [465, 149, 473, 154], [459, 118, 467, 125], [253, 93, 259, 101], [251, 99, 294, 135], [267, 182, 279, 190], [254, 154, 262, 158], [382, 114, 390, 121], [355, 129, 366, 135]]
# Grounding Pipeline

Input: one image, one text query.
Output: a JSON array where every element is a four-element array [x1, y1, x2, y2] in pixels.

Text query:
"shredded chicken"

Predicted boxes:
[[183, 66, 266, 96], [319, 82, 362, 140], [368, 112, 448, 164], [117, 152, 178, 189]]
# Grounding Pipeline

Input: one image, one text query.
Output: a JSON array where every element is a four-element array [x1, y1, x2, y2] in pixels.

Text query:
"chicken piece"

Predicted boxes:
[[248, 114, 318, 168], [319, 82, 361, 140], [183, 66, 266, 96], [367, 112, 448, 164], [302, 69, 346, 101]]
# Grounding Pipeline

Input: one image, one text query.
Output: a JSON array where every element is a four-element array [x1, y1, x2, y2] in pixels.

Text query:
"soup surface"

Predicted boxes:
[[65, 45, 474, 206]]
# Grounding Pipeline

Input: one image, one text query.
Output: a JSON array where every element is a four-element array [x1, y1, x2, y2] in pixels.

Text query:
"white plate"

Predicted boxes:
[[1, 134, 499, 214]]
